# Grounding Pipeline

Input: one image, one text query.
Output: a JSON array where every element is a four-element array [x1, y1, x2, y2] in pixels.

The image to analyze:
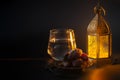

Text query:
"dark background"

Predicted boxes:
[[0, 0, 120, 80], [0, 0, 120, 58]]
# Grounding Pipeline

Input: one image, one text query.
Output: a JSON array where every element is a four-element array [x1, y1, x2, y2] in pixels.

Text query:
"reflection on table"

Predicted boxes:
[[86, 65, 120, 80], [0, 54, 120, 80]]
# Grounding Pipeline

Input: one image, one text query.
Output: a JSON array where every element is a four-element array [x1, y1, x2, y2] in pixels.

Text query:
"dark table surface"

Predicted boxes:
[[0, 54, 120, 80]]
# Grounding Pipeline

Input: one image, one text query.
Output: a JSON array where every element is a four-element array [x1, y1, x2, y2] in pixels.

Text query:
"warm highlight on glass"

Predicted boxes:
[[87, 4, 112, 59], [47, 29, 76, 61]]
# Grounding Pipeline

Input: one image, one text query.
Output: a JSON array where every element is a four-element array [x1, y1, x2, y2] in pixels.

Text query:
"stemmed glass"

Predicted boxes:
[[47, 29, 76, 61]]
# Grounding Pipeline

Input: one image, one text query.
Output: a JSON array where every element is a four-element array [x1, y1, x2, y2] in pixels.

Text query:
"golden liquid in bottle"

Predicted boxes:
[[88, 34, 110, 58]]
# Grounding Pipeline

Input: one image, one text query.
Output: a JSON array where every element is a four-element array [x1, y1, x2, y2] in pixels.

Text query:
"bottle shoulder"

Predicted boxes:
[[87, 14, 111, 34]]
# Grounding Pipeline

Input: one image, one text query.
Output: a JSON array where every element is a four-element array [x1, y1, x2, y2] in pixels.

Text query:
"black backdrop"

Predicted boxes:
[[0, 0, 120, 58]]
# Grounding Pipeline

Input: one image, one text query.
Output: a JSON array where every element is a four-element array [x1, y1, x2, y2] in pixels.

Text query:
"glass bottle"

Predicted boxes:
[[47, 29, 76, 61], [87, 4, 112, 59]]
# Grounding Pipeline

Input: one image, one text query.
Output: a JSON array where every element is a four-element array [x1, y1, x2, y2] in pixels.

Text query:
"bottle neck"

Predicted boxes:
[[94, 3, 106, 16]]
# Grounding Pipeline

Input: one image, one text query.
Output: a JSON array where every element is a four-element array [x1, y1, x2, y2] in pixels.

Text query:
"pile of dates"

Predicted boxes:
[[62, 48, 92, 68]]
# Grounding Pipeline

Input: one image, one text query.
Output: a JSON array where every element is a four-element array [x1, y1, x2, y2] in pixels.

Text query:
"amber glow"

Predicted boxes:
[[89, 69, 104, 80], [70, 32, 74, 49], [67, 31, 76, 50], [88, 35, 97, 58], [50, 38, 56, 42], [88, 65, 120, 80], [87, 2, 112, 59], [88, 35, 109, 58]]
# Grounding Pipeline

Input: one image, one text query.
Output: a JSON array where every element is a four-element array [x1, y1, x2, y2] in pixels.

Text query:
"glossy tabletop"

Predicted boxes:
[[0, 54, 120, 80]]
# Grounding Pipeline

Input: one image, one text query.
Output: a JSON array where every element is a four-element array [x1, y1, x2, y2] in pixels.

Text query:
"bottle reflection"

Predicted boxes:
[[88, 65, 120, 80]]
